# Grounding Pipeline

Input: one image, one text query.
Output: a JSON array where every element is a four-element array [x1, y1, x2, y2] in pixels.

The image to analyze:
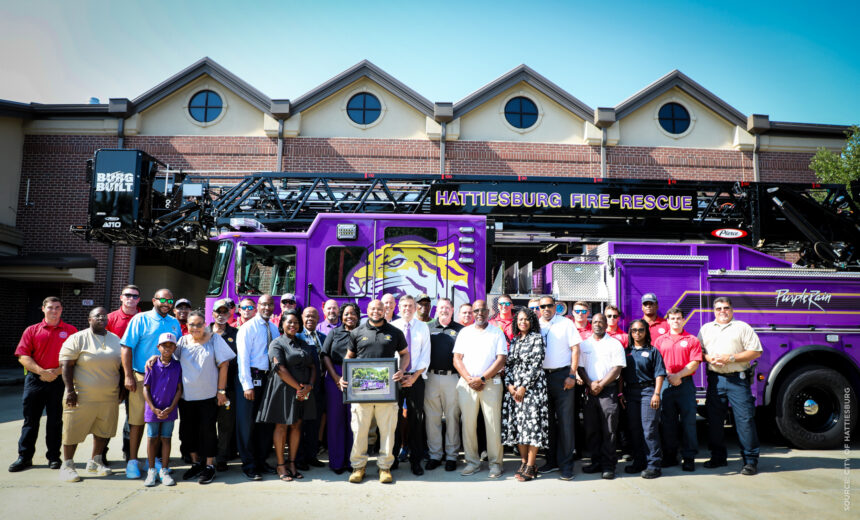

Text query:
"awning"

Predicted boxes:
[[0, 254, 97, 283]]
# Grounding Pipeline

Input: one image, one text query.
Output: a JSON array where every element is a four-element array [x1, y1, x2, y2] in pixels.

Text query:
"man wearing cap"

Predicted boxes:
[[224, 298, 238, 327], [424, 297, 463, 472], [699, 297, 762, 476], [120, 288, 182, 479], [235, 294, 279, 480], [210, 299, 239, 471], [415, 293, 433, 323], [391, 295, 431, 475], [317, 299, 341, 336], [538, 295, 582, 480], [641, 293, 669, 341], [653, 307, 702, 472], [236, 298, 256, 328], [9, 297, 78, 472], [174, 299, 192, 336], [489, 294, 514, 343], [277, 293, 298, 322]]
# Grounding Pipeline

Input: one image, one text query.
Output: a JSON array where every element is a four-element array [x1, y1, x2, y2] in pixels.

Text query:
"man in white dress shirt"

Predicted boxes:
[[235, 294, 279, 481], [391, 295, 431, 475]]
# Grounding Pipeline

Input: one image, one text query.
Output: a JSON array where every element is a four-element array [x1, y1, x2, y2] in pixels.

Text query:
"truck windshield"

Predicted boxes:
[[207, 240, 233, 295], [238, 244, 297, 296]]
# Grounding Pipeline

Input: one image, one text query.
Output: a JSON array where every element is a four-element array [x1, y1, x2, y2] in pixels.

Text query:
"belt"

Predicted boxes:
[[429, 369, 455, 376], [250, 367, 267, 377], [710, 370, 743, 376], [628, 381, 655, 387], [544, 366, 570, 374]]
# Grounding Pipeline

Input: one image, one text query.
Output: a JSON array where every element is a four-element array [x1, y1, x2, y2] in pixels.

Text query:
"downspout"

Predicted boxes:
[[440, 122, 447, 176], [276, 119, 285, 172], [105, 116, 124, 304], [753, 133, 761, 182], [600, 127, 607, 178]]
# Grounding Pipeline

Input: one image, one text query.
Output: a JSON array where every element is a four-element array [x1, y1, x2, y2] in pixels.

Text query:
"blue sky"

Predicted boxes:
[[1, 0, 858, 125]]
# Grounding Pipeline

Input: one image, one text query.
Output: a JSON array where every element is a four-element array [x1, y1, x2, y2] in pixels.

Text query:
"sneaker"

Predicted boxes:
[[460, 463, 481, 476], [87, 456, 112, 476], [243, 468, 262, 481], [741, 463, 758, 476], [160, 468, 176, 486], [538, 463, 558, 474], [379, 468, 393, 483], [487, 464, 503, 479], [59, 461, 81, 483], [48, 459, 62, 470], [125, 459, 141, 479], [198, 465, 216, 484], [641, 468, 662, 479], [348, 467, 365, 483], [560, 468, 575, 480], [144, 468, 158, 487], [183, 462, 204, 480]]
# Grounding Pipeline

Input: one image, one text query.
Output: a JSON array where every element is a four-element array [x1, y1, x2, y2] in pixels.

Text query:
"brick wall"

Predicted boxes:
[[4, 134, 820, 364]]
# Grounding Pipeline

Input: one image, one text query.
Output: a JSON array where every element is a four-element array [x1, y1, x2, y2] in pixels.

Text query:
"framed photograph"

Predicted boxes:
[[342, 358, 398, 404]]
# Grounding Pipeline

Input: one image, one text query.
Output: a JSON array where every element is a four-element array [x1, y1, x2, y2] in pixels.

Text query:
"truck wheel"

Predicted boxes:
[[774, 365, 856, 449]]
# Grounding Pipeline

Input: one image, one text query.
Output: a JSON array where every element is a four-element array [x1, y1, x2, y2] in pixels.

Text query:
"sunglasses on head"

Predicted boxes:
[[122, 293, 140, 299], [573, 309, 588, 315], [156, 298, 174, 304], [240, 305, 256, 311], [539, 304, 554, 309]]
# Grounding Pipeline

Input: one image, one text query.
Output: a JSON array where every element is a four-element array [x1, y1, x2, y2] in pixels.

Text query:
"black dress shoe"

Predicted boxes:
[[260, 463, 278, 474], [703, 458, 727, 469], [411, 462, 424, 476], [601, 471, 616, 480], [660, 457, 679, 468], [741, 463, 758, 476], [48, 459, 62, 470], [294, 460, 310, 471], [8, 457, 32, 472], [581, 463, 601, 474], [243, 468, 262, 481], [681, 458, 695, 472], [307, 458, 325, 468], [641, 468, 661, 479], [624, 464, 645, 474], [445, 460, 457, 471], [425, 459, 442, 470]]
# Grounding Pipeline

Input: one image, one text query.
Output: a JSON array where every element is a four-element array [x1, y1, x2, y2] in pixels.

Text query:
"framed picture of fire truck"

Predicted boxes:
[[342, 358, 399, 403]]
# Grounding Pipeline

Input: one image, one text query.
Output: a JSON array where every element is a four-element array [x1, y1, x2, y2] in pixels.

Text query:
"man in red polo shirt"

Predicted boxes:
[[488, 294, 514, 343], [570, 301, 593, 340], [10, 296, 78, 472], [604, 305, 627, 348], [653, 306, 702, 472], [641, 293, 669, 340], [106, 285, 141, 339]]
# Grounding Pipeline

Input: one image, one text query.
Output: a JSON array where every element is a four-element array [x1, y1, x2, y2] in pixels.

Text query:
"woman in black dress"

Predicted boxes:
[[257, 310, 317, 481], [501, 307, 549, 482]]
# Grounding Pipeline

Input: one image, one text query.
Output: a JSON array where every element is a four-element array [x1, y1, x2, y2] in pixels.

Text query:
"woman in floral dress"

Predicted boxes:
[[502, 307, 549, 482]]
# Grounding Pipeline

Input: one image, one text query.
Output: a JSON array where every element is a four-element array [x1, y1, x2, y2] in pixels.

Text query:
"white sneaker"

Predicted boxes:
[[144, 468, 158, 487], [160, 468, 175, 486], [87, 455, 112, 476], [59, 461, 81, 482]]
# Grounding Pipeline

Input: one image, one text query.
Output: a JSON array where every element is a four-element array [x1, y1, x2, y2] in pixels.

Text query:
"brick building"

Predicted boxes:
[[0, 58, 848, 363]]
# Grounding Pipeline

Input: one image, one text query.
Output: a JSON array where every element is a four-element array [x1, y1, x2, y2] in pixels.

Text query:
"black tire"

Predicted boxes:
[[774, 365, 857, 449]]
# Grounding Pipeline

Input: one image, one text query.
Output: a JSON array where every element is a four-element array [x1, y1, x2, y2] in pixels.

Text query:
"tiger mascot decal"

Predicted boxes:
[[347, 235, 472, 309]]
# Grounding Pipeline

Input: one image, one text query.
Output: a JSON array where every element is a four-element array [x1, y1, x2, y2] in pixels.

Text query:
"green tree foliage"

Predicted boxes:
[[810, 125, 859, 196]]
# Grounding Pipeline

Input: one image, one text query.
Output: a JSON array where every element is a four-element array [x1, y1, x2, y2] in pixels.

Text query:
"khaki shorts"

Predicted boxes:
[[62, 400, 119, 445], [128, 372, 147, 426]]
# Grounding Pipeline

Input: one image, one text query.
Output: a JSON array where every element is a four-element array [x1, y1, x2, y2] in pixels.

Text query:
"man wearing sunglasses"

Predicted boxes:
[[489, 294, 514, 343], [174, 298, 192, 336], [538, 295, 582, 480], [120, 288, 181, 479], [698, 297, 762, 476], [569, 301, 592, 340], [603, 305, 627, 348], [235, 298, 257, 328], [105, 284, 142, 466], [641, 293, 669, 341]]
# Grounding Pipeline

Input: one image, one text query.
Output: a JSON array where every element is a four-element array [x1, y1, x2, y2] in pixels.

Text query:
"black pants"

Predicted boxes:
[[296, 385, 323, 463], [18, 374, 64, 462], [584, 383, 620, 471], [179, 398, 219, 459], [235, 373, 273, 472], [545, 369, 576, 471], [393, 377, 426, 465], [215, 389, 236, 464]]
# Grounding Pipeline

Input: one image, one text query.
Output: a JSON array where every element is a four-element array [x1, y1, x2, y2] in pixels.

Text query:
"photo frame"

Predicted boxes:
[[342, 357, 398, 404]]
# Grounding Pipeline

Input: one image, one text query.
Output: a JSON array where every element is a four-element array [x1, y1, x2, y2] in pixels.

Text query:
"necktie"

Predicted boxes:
[[405, 321, 412, 372], [265, 320, 272, 345]]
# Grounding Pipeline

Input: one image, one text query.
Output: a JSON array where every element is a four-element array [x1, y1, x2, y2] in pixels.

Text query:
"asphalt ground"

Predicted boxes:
[[0, 382, 855, 520]]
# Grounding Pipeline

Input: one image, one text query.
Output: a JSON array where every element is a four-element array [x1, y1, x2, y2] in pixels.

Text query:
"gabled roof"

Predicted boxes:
[[453, 65, 593, 121], [132, 57, 273, 114], [290, 60, 433, 117], [614, 70, 746, 127]]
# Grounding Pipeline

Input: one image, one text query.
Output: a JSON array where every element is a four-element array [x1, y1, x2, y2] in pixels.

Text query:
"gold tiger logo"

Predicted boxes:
[[347, 240, 471, 307]]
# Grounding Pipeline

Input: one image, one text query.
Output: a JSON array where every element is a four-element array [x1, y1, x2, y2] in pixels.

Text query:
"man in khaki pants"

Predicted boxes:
[[453, 300, 508, 478], [340, 300, 409, 484]]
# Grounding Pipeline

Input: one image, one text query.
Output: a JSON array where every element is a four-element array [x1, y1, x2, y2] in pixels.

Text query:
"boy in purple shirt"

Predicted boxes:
[[142, 333, 182, 487]]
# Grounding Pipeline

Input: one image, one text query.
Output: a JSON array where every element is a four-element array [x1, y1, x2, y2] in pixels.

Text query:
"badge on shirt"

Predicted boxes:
[[449, 330, 457, 337], [361, 336, 368, 342], [641, 351, 650, 358], [680, 340, 688, 347], [658, 328, 666, 334], [228, 338, 234, 342], [59, 331, 68, 339], [385, 335, 391, 341]]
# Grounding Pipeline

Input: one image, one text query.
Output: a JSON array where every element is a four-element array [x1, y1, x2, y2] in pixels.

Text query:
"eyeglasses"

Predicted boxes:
[[122, 293, 140, 299], [630, 328, 646, 333], [714, 306, 732, 311], [573, 309, 588, 315], [282, 299, 296, 305], [605, 314, 619, 319], [156, 298, 175, 304], [539, 304, 554, 309], [499, 302, 512, 307], [240, 305, 256, 311], [473, 308, 489, 313]]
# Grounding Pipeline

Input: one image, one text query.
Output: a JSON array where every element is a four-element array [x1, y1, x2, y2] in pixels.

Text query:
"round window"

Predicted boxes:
[[188, 90, 223, 123], [658, 102, 690, 134], [346, 93, 381, 125], [504, 96, 539, 129]]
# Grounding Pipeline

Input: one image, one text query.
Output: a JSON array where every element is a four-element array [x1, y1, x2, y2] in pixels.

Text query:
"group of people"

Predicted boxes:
[[9, 286, 763, 486]]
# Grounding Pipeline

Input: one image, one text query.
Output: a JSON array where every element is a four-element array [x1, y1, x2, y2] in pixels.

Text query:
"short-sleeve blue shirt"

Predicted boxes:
[[121, 309, 182, 373]]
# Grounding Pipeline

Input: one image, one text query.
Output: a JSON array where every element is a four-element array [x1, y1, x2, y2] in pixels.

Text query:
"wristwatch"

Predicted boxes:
[[728, 355, 736, 363], [217, 389, 227, 395], [480, 376, 487, 383]]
